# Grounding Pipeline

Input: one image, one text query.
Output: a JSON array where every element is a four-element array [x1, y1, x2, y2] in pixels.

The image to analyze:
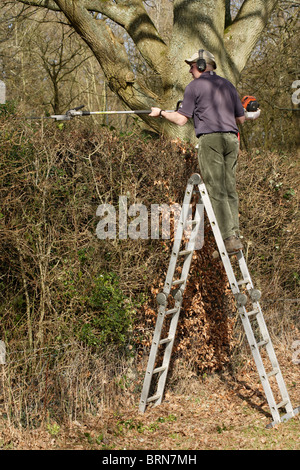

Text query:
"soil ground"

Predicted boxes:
[[1, 346, 299, 451]]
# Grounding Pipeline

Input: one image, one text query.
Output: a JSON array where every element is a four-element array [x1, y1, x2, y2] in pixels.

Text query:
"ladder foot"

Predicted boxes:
[[266, 406, 300, 428]]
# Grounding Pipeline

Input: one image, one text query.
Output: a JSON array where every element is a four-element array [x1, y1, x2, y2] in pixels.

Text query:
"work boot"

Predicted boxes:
[[224, 235, 243, 254]]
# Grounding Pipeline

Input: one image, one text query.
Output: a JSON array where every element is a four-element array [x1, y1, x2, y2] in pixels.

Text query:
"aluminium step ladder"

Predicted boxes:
[[139, 173, 299, 428]]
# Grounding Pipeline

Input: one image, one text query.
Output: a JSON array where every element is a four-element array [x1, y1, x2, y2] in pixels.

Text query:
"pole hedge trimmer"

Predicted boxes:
[[27, 96, 265, 122], [27, 102, 183, 122]]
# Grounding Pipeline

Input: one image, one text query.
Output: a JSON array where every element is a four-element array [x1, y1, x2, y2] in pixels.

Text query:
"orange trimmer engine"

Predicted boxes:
[[242, 95, 259, 112]]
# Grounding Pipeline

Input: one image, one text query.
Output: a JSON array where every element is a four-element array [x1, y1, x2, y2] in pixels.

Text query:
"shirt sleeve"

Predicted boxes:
[[234, 90, 245, 118], [177, 83, 195, 118]]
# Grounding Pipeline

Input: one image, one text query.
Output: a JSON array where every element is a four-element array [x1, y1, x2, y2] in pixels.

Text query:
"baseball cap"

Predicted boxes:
[[185, 50, 217, 69]]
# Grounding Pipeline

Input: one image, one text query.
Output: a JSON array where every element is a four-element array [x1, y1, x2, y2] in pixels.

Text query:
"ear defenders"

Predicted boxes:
[[196, 49, 206, 72]]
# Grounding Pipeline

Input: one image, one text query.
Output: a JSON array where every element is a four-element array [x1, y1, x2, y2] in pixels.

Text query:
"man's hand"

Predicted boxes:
[[149, 107, 161, 117], [245, 108, 261, 120]]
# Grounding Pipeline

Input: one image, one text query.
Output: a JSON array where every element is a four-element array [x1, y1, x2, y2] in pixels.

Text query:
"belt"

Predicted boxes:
[[197, 131, 238, 138]]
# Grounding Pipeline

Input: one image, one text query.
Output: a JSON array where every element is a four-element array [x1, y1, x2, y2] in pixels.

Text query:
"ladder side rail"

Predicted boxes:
[[153, 203, 204, 406], [163, 182, 194, 296], [196, 181, 241, 293], [236, 252, 254, 288], [196, 179, 282, 423], [178, 201, 203, 287], [236, 255, 294, 415], [239, 306, 282, 424], [139, 180, 197, 412], [253, 305, 294, 415], [236, 254, 278, 351], [139, 307, 166, 412], [154, 299, 183, 406]]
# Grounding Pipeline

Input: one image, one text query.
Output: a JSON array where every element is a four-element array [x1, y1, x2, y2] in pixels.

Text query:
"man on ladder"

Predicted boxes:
[[149, 49, 260, 254], [144, 51, 299, 426]]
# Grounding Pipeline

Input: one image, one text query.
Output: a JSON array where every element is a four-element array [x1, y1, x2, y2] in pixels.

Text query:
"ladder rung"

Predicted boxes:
[[153, 365, 167, 374], [185, 219, 198, 226], [237, 278, 250, 286], [159, 336, 174, 345], [146, 394, 161, 403], [256, 340, 269, 348], [178, 249, 193, 256], [165, 307, 178, 315], [267, 368, 279, 378], [246, 309, 259, 317], [276, 400, 289, 409], [172, 279, 185, 286]]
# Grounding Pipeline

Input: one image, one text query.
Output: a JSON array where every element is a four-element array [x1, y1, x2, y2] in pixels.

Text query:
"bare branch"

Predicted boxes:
[[13, 0, 61, 11], [47, 0, 162, 121], [224, 0, 280, 81]]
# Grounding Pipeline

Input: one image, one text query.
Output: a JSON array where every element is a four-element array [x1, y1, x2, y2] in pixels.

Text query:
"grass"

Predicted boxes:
[[0, 343, 298, 450]]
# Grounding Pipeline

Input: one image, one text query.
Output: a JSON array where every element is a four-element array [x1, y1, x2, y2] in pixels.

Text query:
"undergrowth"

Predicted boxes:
[[0, 106, 299, 430]]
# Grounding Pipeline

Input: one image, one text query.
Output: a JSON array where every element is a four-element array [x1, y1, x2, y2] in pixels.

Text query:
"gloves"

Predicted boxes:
[[244, 108, 261, 120]]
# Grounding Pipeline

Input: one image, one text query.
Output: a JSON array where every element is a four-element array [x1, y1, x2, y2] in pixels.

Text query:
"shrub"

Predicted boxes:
[[81, 272, 134, 348]]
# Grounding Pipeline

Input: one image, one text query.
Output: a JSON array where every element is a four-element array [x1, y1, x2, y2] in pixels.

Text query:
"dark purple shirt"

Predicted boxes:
[[178, 71, 244, 137]]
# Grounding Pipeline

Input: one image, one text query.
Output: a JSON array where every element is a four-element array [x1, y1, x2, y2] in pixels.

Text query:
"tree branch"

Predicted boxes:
[[224, 0, 280, 81], [16, 0, 169, 79], [49, 0, 162, 125], [13, 0, 61, 10], [225, 0, 232, 28], [98, 0, 169, 79]]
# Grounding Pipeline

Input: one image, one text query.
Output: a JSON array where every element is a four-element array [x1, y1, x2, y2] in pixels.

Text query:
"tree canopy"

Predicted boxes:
[[6, 0, 283, 138]]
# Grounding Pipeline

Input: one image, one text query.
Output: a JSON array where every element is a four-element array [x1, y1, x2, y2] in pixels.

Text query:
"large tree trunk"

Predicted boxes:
[[18, 0, 279, 140]]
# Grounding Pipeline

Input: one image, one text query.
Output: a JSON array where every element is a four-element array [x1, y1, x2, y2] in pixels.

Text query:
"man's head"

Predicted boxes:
[[185, 50, 217, 78]]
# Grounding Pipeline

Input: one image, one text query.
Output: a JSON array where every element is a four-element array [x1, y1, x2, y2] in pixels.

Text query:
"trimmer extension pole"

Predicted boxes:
[[80, 109, 152, 116], [27, 102, 182, 122]]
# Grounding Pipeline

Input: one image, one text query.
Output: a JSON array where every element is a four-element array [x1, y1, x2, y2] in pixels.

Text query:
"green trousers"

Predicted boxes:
[[197, 133, 240, 240]]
